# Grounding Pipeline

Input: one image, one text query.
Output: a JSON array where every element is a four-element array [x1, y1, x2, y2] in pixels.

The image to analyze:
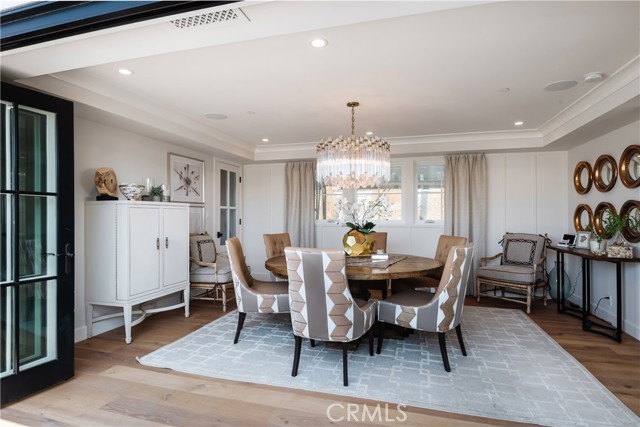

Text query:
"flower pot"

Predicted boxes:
[[343, 230, 374, 256]]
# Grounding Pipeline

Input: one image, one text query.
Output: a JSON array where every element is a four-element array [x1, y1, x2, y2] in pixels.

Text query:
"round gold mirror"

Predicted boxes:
[[573, 204, 593, 232], [593, 202, 617, 239], [573, 161, 593, 194], [619, 145, 640, 188], [620, 200, 640, 243], [593, 155, 618, 192]]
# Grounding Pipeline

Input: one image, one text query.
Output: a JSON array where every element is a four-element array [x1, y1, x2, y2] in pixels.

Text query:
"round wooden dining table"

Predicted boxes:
[[265, 253, 443, 283]]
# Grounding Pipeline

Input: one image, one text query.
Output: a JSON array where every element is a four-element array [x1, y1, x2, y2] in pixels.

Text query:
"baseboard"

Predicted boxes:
[[565, 294, 640, 341], [75, 326, 87, 343]]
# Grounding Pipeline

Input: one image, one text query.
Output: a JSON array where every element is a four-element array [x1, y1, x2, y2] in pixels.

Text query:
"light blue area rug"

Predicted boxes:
[[138, 307, 638, 427]]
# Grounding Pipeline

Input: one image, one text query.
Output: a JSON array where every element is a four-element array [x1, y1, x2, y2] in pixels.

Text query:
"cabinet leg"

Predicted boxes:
[[124, 305, 133, 344], [183, 287, 190, 318]]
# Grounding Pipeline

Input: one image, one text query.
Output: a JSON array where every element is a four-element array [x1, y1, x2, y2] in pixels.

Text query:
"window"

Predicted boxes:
[[416, 163, 444, 222], [315, 166, 401, 222]]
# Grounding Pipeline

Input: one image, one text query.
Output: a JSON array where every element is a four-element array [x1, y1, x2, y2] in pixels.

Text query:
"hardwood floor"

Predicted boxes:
[[2, 296, 639, 426]]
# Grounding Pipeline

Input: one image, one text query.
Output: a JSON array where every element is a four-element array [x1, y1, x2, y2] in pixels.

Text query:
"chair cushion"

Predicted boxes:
[[190, 255, 231, 283], [190, 234, 217, 263], [476, 264, 536, 284]]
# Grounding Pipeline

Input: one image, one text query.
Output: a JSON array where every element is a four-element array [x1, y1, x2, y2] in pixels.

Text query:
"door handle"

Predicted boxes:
[[156, 238, 160, 250], [165, 237, 169, 248], [217, 231, 223, 238], [46, 243, 74, 274]]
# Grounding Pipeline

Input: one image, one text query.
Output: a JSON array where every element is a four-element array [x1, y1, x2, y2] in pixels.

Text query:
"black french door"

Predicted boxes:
[[1, 82, 74, 405]]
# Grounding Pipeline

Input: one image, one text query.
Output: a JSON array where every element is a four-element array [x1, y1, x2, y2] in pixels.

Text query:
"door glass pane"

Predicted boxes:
[[19, 195, 57, 279], [1, 101, 12, 191], [18, 106, 56, 193], [229, 172, 236, 206], [229, 209, 236, 239], [220, 170, 227, 206], [1, 286, 14, 378], [219, 208, 228, 246], [1, 194, 13, 283], [18, 280, 57, 371]]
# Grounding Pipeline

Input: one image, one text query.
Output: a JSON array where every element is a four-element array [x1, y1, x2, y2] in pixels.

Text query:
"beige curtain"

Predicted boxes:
[[444, 153, 487, 294], [285, 161, 316, 247]]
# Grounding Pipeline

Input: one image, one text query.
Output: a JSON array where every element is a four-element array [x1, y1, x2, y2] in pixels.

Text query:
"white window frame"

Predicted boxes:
[[414, 157, 445, 226]]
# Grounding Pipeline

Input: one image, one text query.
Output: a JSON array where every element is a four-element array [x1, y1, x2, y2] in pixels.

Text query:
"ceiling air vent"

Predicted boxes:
[[170, 8, 244, 29]]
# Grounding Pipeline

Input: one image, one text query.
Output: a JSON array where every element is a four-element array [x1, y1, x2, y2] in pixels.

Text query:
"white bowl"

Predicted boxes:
[[119, 184, 145, 200]]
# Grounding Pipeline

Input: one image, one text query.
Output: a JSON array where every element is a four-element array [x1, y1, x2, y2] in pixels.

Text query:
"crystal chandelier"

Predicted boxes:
[[316, 101, 390, 188]]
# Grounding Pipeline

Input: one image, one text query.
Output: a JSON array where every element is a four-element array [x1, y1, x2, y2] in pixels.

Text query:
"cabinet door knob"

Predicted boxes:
[[156, 238, 160, 250], [165, 237, 169, 248]]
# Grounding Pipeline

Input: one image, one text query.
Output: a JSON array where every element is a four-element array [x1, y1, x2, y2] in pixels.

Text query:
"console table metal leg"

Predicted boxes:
[[582, 258, 589, 328], [556, 251, 563, 313], [615, 263, 622, 343]]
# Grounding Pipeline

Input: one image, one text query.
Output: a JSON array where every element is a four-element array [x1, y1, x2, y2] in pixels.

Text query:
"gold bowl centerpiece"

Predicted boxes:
[[337, 195, 389, 256]]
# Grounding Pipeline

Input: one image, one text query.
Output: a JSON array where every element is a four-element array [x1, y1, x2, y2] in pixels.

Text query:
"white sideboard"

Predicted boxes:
[[85, 201, 190, 344]]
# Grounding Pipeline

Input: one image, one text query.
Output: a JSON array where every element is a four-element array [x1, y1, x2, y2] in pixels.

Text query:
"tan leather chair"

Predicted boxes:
[[263, 233, 291, 280], [392, 234, 467, 294], [263, 233, 291, 259]]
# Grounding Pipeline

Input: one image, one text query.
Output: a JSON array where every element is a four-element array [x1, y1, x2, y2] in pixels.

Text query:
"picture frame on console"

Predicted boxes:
[[168, 153, 205, 204], [575, 231, 591, 249]]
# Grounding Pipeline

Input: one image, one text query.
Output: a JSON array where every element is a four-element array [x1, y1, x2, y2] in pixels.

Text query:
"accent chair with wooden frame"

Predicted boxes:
[[476, 232, 549, 314], [189, 233, 234, 312], [284, 247, 377, 386], [226, 237, 289, 344], [377, 243, 475, 372]]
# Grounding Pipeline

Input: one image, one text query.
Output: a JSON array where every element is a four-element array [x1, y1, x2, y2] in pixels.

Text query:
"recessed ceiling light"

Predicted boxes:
[[118, 69, 134, 75], [365, 131, 374, 135], [204, 113, 227, 120], [261, 138, 269, 143], [544, 80, 577, 92], [514, 121, 524, 126], [584, 72, 605, 83], [310, 38, 328, 48]]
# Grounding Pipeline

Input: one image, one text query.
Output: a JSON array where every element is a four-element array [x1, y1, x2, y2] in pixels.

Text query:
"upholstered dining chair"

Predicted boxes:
[[284, 247, 377, 386], [189, 233, 234, 312], [263, 232, 291, 280], [226, 237, 289, 344], [392, 234, 467, 294], [349, 231, 389, 299], [377, 243, 475, 372], [476, 232, 549, 314]]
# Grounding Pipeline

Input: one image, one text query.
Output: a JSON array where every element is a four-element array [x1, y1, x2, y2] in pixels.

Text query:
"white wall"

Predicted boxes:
[[74, 117, 219, 341], [566, 120, 640, 339], [243, 152, 567, 284]]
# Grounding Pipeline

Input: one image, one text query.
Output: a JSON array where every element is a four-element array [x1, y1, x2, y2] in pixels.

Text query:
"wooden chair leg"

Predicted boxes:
[[476, 279, 481, 302], [233, 312, 246, 344], [526, 288, 532, 314], [455, 324, 467, 356], [342, 342, 349, 387], [438, 332, 451, 372], [221, 285, 227, 312], [292, 335, 302, 377], [376, 322, 384, 354], [368, 327, 374, 356]]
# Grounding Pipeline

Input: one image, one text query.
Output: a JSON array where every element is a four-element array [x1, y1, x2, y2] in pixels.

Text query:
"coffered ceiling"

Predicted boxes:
[[2, 1, 639, 162]]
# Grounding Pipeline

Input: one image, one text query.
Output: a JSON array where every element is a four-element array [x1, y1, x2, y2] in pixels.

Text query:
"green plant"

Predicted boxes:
[[149, 185, 164, 197], [585, 224, 602, 243], [602, 211, 639, 244]]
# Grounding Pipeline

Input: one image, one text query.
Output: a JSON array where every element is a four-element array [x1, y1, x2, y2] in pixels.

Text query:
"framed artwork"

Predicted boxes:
[[575, 231, 591, 249], [168, 153, 204, 203]]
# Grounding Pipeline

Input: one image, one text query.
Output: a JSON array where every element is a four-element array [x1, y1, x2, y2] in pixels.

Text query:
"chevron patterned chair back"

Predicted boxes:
[[284, 247, 377, 386], [377, 243, 475, 372]]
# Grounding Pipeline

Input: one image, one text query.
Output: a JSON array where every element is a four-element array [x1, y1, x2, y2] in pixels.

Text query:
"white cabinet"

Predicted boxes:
[[85, 201, 190, 344]]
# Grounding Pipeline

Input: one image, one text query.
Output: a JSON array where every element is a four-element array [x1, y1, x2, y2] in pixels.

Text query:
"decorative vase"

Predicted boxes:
[[343, 230, 374, 256], [589, 238, 606, 255]]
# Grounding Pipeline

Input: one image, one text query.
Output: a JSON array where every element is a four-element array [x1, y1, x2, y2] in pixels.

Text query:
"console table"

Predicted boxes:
[[549, 245, 639, 342]]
